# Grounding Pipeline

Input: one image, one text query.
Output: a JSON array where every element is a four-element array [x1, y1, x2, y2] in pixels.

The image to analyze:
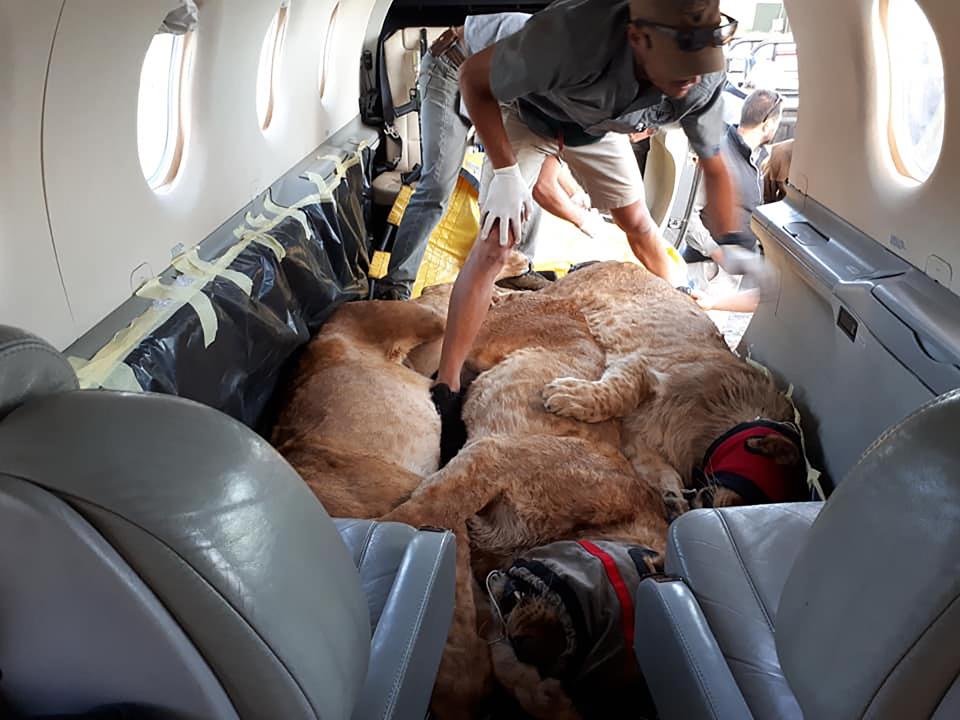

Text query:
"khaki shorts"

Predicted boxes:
[[480, 104, 645, 211]]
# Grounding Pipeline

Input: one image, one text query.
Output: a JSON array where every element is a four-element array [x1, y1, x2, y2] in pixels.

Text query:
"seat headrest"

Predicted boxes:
[[777, 389, 960, 719], [0, 325, 77, 421]]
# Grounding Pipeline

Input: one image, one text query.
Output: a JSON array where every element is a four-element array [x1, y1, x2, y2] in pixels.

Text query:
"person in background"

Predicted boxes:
[[374, 16, 528, 300], [684, 88, 783, 311]]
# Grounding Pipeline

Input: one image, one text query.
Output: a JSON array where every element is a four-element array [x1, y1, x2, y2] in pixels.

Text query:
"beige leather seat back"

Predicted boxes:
[[373, 27, 446, 205]]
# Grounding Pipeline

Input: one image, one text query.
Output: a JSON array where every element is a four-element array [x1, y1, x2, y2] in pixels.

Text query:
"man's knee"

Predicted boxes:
[[474, 224, 515, 267], [612, 200, 657, 238]]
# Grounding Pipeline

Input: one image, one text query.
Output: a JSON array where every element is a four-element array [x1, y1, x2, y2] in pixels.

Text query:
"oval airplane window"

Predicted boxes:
[[256, 1, 291, 131], [319, 3, 340, 98], [883, 0, 945, 182], [137, 32, 194, 190]]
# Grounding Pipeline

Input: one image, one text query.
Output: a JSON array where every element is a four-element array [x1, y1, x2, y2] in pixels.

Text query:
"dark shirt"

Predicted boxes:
[[702, 124, 763, 240]]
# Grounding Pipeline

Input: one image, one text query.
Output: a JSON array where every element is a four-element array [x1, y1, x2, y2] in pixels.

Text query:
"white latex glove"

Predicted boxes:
[[571, 190, 592, 210], [577, 209, 607, 239], [717, 247, 776, 296], [480, 164, 535, 247]]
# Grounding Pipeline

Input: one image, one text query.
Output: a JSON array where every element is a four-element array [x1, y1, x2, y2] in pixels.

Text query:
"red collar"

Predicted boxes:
[[702, 420, 807, 504]]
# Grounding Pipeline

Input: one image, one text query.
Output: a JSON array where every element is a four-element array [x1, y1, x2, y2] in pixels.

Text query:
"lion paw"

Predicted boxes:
[[542, 377, 600, 422], [536, 678, 582, 720], [664, 491, 690, 523]]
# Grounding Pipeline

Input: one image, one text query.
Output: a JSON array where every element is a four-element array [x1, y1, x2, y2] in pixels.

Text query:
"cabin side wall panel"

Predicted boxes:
[[2, 0, 374, 346], [0, 1, 76, 349], [787, 0, 960, 293]]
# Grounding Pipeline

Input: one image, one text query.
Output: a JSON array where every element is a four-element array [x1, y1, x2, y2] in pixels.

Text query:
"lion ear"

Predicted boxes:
[[745, 435, 801, 465]]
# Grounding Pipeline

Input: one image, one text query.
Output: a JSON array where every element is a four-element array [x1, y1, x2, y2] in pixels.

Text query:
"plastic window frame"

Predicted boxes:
[[319, 2, 340, 98], [878, 0, 946, 183], [257, 3, 291, 131], [139, 31, 195, 191]]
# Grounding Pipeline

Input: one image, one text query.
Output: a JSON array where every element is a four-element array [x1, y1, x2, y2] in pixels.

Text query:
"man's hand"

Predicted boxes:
[[629, 128, 658, 144], [715, 246, 776, 297], [577, 209, 607, 239], [571, 190, 592, 210], [479, 164, 535, 245]]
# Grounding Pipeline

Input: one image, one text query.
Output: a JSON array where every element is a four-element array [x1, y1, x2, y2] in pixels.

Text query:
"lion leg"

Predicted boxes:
[[460, 436, 661, 561], [488, 633, 582, 720], [621, 438, 688, 522], [543, 350, 663, 423], [381, 438, 508, 530]]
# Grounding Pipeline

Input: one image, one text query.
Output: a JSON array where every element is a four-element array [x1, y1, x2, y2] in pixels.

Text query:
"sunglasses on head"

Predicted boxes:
[[764, 92, 784, 122], [631, 12, 739, 52]]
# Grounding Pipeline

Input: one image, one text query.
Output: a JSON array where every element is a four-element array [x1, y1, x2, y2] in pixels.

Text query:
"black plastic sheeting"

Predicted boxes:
[[122, 155, 372, 429]]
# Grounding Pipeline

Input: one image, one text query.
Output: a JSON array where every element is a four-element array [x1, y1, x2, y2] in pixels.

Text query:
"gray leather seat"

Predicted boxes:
[[635, 389, 960, 720], [0, 326, 455, 719]]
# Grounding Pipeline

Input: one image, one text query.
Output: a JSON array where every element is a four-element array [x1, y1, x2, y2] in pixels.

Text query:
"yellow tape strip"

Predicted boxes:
[[71, 303, 169, 389], [173, 249, 254, 296], [102, 360, 143, 392], [745, 355, 773, 380], [348, 137, 370, 174], [235, 217, 287, 261], [369, 250, 391, 279], [794, 401, 826, 500], [264, 194, 313, 240], [73, 146, 366, 390], [303, 171, 336, 202], [137, 278, 218, 349], [68, 356, 144, 393], [386, 184, 415, 226]]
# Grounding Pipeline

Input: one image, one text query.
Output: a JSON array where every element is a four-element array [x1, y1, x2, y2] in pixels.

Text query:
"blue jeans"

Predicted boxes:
[[385, 52, 468, 291]]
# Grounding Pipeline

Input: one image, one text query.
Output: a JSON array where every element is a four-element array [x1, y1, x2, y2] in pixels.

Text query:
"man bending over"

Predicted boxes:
[[432, 0, 755, 458]]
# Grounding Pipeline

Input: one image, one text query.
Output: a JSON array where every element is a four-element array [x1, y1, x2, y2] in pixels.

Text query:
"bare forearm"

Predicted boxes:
[[556, 164, 582, 197], [538, 184, 586, 227], [699, 289, 760, 313], [533, 157, 586, 227], [459, 48, 516, 169]]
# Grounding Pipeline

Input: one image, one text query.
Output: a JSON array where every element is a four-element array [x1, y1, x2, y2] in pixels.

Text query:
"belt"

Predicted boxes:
[[430, 28, 466, 68]]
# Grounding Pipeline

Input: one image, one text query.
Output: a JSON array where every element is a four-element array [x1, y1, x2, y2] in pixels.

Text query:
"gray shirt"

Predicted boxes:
[[489, 0, 726, 157], [460, 13, 531, 120], [464, 12, 530, 57]]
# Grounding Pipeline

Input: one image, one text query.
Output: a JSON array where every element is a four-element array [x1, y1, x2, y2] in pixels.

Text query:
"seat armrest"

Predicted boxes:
[[634, 577, 753, 720], [349, 526, 456, 720]]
